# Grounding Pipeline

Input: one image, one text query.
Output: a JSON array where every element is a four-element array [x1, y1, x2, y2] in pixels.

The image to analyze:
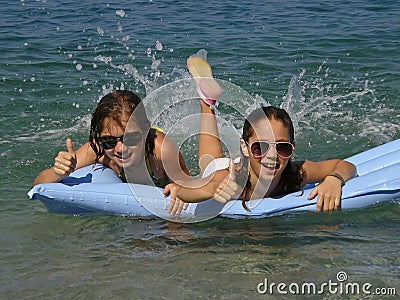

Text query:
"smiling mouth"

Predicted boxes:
[[115, 153, 131, 160], [263, 162, 279, 170]]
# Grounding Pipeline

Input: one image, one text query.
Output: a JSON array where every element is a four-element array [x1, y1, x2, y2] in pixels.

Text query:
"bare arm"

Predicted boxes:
[[164, 169, 229, 203], [157, 132, 191, 182], [304, 159, 357, 212], [303, 159, 356, 184], [33, 139, 96, 185]]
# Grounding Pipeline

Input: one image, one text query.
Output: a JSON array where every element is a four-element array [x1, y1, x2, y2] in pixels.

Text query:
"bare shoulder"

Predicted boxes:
[[153, 129, 166, 146], [151, 129, 170, 161], [153, 130, 176, 152], [153, 129, 166, 142], [75, 142, 97, 168]]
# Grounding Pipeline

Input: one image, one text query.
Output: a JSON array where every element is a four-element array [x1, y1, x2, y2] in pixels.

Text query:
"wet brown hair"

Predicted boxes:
[[89, 90, 151, 163], [238, 106, 305, 211]]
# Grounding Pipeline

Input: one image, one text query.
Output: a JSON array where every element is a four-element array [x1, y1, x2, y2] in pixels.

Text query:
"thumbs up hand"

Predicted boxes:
[[53, 138, 77, 178], [213, 160, 240, 204]]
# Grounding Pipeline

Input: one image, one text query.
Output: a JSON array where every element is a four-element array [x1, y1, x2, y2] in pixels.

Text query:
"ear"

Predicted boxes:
[[292, 142, 296, 149], [240, 139, 249, 157]]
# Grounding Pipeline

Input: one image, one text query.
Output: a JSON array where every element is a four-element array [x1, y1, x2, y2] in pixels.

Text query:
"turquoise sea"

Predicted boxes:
[[1, 0, 399, 299]]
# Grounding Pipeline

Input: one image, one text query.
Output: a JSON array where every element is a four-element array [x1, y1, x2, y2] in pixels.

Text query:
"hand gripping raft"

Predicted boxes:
[[28, 139, 400, 219]]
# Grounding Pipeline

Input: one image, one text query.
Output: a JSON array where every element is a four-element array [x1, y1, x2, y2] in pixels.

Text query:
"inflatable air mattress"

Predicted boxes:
[[28, 139, 400, 220]]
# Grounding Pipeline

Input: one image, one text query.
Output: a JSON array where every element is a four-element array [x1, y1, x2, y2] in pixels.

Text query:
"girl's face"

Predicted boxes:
[[242, 118, 292, 184], [98, 117, 145, 167]]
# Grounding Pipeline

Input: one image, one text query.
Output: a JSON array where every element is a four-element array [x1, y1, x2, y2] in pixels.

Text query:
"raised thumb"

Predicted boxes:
[[66, 138, 76, 157]]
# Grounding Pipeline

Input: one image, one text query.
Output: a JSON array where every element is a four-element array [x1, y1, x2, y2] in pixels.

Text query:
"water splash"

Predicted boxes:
[[280, 67, 398, 146], [33, 15, 397, 159]]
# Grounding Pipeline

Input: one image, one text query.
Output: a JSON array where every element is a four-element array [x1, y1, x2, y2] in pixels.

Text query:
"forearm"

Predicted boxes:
[[303, 159, 357, 185], [33, 167, 63, 185], [331, 160, 357, 183], [33, 141, 95, 186], [175, 178, 220, 203]]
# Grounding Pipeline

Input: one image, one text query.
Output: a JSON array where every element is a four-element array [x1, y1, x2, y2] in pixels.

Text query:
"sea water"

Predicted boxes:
[[0, 0, 399, 298]]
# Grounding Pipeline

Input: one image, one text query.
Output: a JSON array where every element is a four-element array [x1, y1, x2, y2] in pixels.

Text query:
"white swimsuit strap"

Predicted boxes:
[[202, 157, 241, 178]]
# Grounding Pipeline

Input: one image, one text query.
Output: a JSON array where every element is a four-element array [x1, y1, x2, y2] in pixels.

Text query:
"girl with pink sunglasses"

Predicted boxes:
[[165, 58, 356, 214]]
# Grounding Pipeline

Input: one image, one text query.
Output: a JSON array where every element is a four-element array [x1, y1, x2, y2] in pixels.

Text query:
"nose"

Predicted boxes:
[[114, 140, 126, 152], [261, 144, 277, 161]]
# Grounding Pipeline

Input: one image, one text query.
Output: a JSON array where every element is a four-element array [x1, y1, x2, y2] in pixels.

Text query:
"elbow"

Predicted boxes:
[[347, 160, 357, 176], [33, 174, 43, 186], [352, 164, 358, 178], [344, 161, 357, 181], [33, 176, 46, 186]]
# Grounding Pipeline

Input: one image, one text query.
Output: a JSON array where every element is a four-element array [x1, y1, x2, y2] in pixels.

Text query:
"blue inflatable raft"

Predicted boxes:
[[28, 139, 400, 220]]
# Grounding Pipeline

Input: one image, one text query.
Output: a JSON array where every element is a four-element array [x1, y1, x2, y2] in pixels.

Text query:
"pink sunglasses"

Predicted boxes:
[[247, 141, 295, 159]]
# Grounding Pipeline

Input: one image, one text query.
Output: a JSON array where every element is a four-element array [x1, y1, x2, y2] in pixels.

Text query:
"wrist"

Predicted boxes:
[[52, 167, 66, 180], [326, 172, 345, 186]]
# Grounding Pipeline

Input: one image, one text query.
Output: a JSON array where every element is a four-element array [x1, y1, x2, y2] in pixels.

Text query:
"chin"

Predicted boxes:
[[263, 167, 284, 182], [110, 154, 133, 167], [120, 158, 135, 167]]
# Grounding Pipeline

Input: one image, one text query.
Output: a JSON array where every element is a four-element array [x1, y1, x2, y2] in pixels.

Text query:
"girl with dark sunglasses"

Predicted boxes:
[[164, 58, 356, 213], [34, 90, 190, 188]]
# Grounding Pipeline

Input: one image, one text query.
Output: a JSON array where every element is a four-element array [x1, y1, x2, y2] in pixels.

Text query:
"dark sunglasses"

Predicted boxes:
[[98, 132, 143, 150], [247, 141, 295, 159]]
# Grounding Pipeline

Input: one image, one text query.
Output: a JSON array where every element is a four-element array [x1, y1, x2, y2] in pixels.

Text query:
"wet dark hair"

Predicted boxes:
[[89, 90, 151, 163], [238, 106, 305, 211]]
